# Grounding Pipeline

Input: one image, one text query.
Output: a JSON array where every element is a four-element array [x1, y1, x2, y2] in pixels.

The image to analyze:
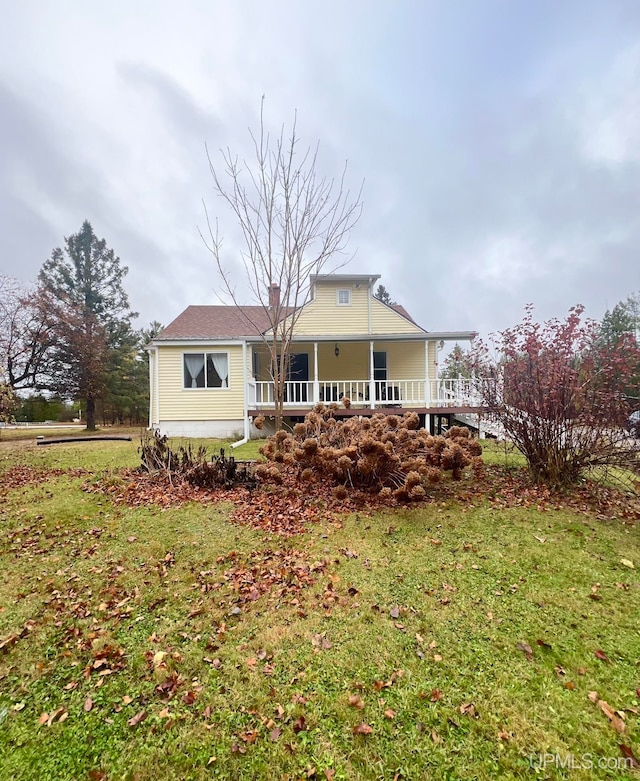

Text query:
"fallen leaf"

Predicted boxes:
[[620, 559, 635, 569], [293, 715, 307, 733], [269, 727, 282, 741], [430, 689, 443, 702], [516, 642, 533, 661], [598, 700, 625, 733], [384, 708, 396, 719], [459, 702, 476, 717], [348, 695, 364, 709], [620, 744, 639, 769], [389, 606, 400, 619], [84, 698, 93, 712], [127, 710, 147, 727], [536, 639, 552, 650], [588, 691, 599, 703], [240, 729, 258, 744], [182, 691, 197, 705], [594, 649, 611, 663], [353, 722, 374, 735]]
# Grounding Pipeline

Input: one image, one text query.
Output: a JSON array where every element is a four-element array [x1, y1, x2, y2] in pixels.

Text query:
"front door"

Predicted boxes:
[[287, 353, 309, 402], [374, 351, 387, 400]]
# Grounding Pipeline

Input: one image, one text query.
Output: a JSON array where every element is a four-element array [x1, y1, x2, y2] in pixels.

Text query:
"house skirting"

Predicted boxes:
[[156, 420, 247, 439]]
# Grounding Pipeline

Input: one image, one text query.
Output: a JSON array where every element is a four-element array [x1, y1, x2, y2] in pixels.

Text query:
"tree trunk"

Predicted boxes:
[[86, 396, 96, 431]]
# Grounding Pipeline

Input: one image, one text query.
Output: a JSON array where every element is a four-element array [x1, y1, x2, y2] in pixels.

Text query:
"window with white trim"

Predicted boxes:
[[337, 289, 351, 305], [183, 352, 229, 388]]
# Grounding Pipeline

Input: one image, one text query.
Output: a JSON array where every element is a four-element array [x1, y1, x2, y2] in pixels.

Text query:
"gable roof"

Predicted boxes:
[[389, 303, 417, 325], [157, 306, 273, 340], [158, 302, 422, 341]]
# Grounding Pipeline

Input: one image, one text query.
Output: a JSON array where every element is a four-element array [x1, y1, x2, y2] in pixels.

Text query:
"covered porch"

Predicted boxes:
[[246, 337, 482, 412]]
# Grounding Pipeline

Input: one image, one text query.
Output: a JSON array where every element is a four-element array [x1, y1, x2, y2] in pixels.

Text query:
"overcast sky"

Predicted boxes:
[[1, 0, 639, 339]]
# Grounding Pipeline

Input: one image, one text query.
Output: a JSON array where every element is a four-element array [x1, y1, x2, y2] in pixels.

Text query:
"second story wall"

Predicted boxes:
[[289, 281, 424, 336]]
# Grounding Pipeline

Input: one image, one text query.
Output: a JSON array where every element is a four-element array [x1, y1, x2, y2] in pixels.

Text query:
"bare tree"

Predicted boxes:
[[202, 101, 362, 430], [0, 275, 50, 389]]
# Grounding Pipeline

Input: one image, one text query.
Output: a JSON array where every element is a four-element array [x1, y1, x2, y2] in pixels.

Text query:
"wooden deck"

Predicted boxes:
[[248, 406, 482, 418]]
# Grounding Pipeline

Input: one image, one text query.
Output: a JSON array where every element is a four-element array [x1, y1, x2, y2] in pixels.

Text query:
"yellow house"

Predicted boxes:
[[148, 274, 478, 439]]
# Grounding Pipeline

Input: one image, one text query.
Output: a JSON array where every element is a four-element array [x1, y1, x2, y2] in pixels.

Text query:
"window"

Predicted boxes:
[[183, 352, 229, 388], [337, 289, 351, 305]]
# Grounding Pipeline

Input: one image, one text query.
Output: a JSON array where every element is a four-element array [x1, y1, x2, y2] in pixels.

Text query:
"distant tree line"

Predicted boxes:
[[0, 221, 162, 430]]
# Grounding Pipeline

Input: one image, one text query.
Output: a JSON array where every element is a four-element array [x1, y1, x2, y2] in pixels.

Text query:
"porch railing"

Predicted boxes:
[[253, 378, 487, 409]]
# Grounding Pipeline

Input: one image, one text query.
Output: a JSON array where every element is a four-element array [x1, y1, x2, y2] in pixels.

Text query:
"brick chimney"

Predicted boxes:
[[269, 283, 280, 310]]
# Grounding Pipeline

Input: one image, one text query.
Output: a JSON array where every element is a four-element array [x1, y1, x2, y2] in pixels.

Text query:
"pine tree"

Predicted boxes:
[[37, 221, 136, 430], [373, 285, 395, 306]]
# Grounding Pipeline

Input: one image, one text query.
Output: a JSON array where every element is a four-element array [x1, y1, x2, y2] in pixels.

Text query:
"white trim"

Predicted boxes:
[[336, 289, 351, 306], [153, 339, 246, 348], [148, 349, 154, 429], [242, 341, 249, 440], [154, 346, 160, 426], [369, 341, 375, 410], [182, 350, 230, 390]]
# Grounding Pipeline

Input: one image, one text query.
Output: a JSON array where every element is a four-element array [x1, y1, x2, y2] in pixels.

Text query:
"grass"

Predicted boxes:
[[0, 437, 639, 780]]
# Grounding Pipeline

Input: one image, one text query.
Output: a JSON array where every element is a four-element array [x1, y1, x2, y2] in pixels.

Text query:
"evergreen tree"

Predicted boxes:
[[37, 221, 136, 430], [597, 294, 640, 407], [373, 284, 395, 306], [439, 344, 472, 380]]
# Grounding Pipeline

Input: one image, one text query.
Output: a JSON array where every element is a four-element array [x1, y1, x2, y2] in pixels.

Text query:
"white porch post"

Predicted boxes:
[[369, 341, 375, 409], [424, 341, 431, 408], [313, 342, 319, 404]]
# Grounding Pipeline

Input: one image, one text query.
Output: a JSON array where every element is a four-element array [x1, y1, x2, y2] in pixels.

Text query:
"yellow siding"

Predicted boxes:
[[428, 341, 437, 380], [291, 283, 370, 335], [370, 299, 424, 334], [157, 345, 245, 420], [386, 342, 425, 380], [252, 341, 431, 381]]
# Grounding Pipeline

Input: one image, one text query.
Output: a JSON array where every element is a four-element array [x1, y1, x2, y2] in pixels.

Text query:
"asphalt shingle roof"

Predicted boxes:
[[156, 306, 274, 340], [157, 301, 421, 341]]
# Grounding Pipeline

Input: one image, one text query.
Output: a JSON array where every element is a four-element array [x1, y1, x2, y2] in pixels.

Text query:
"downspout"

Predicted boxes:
[[367, 277, 373, 335], [231, 340, 250, 448], [147, 347, 154, 429], [154, 346, 160, 429]]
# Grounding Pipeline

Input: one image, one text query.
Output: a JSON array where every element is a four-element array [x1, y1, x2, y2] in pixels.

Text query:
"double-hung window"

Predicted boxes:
[[337, 289, 351, 305], [183, 352, 229, 388]]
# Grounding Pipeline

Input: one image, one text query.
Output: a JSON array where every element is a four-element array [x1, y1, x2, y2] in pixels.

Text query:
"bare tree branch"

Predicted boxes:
[[201, 102, 363, 429]]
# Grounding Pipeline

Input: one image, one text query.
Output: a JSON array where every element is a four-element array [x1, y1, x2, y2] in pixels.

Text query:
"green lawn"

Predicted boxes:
[[0, 437, 638, 780]]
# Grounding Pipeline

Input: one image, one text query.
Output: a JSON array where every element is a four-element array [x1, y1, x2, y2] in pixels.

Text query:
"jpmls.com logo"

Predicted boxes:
[[530, 753, 634, 771]]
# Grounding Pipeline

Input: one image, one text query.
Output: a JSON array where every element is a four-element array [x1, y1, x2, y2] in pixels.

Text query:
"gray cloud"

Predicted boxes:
[[1, 0, 639, 341]]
